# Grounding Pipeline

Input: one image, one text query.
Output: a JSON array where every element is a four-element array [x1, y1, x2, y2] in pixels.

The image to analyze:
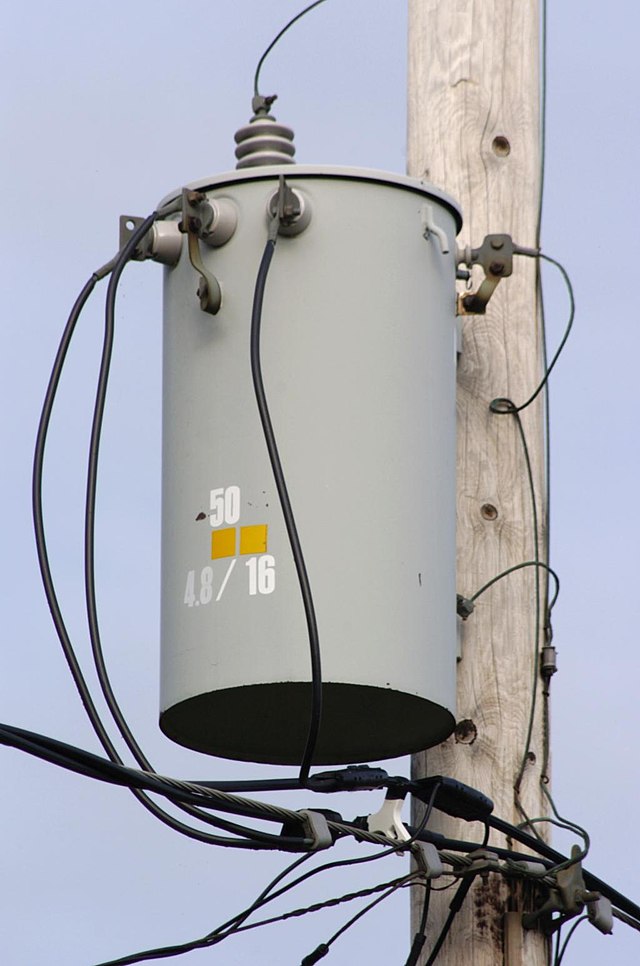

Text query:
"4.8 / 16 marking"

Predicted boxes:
[[184, 555, 275, 607]]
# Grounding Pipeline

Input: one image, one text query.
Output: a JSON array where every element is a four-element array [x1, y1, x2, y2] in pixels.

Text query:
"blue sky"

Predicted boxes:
[[1, 2, 639, 963]]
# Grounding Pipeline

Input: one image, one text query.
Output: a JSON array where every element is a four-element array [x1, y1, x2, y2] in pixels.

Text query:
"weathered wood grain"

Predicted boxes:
[[408, 1, 549, 962]]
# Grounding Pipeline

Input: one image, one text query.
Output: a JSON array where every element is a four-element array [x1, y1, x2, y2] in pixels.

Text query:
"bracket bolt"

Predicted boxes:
[[489, 261, 505, 275]]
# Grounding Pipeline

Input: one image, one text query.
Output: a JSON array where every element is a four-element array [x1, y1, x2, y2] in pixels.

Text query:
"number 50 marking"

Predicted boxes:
[[246, 555, 275, 595], [209, 485, 241, 527]]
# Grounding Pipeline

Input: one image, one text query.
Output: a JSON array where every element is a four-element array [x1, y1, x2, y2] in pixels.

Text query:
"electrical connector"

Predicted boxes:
[[456, 594, 475, 620], [307, 765, 389, 793], [410, 776, 494, 822]]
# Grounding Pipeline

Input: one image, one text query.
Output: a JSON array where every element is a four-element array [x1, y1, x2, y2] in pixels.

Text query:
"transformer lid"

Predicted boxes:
[[158, 164, 462, 232]]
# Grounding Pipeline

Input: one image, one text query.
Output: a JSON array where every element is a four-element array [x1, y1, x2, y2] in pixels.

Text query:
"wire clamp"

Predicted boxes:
[[522, 846, 601, 934], [413, 841, 444, 879], [465, 849, 502, 879], [366, 791, 411, 844], [507, 859, 548, 878], [587, 895, 614, 934], [296, 809, 334, 851]]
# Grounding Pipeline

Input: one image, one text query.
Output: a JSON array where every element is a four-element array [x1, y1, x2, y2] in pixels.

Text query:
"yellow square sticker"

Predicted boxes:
[[240, 524, 268, 555], [211, 527, 236, 559]]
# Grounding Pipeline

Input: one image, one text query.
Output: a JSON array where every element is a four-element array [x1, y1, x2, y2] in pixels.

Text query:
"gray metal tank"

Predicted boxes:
[[159, 165, 461, 765]]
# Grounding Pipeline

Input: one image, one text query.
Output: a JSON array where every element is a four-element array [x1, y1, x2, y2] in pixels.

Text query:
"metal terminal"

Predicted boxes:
[[456, 234, 515, 315], [267, 175, 311, 236], [421, 203, 450, 255], [367, 793, 411, 843], [180, 189, 223, 315], [234, 94, 296, 169]]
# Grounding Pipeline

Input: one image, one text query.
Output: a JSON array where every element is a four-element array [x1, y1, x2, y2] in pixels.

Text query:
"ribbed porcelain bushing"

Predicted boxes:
[[234, 104, 295, 169]]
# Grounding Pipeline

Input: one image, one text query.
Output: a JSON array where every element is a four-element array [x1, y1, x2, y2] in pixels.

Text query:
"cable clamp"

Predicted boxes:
[[413, 841, 444, 880], [296, 809, 334, 851], [587, 895, 614, 935], [366, 791, 410, 844], [465, 849, 502, 878], [522, 846, 601, 934], [507, 859, 548, 878]]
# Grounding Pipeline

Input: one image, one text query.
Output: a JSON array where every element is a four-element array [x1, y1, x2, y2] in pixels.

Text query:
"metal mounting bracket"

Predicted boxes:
[[457, 234, 514, 315], [180, 188, 222, 315], [119, 215, 151, 260]]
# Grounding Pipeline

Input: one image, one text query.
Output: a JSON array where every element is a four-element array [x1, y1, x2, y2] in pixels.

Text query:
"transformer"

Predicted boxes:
[[158, 163, 461, 765]]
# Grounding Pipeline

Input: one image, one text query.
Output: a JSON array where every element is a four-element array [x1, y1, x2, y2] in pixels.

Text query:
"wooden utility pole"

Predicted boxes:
[[408, 2, 549, 964]]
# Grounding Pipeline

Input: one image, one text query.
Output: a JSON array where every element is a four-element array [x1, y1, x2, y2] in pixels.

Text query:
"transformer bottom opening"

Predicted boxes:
[[160, 682, 455, 765]]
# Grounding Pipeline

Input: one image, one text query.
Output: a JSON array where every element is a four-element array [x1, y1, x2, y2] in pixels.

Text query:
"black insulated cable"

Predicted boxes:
[[0, 721, 319, 850], [32, 216, 293, 850], [250, 224, 322, 784], [490, 251, 575, 415], [404, 882, 430, 966], [84, 213, 287, 844], [488, 815, 640, 925], [424, 874, 476, 966], [254, 0, 330, 96]]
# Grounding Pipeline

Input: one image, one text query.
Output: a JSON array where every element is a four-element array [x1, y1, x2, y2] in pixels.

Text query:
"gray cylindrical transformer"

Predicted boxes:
[[159, 165, 461, 765]]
